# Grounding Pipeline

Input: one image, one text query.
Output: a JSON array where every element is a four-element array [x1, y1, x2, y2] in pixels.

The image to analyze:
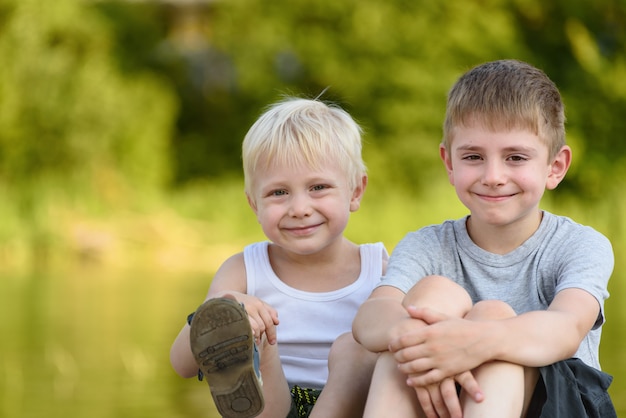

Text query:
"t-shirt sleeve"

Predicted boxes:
[[377, 224, 452, 293], [552, 225, 614, 329]]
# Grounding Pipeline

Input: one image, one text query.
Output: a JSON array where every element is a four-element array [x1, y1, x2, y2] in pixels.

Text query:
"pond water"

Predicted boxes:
[[1, 264, 624, 417]]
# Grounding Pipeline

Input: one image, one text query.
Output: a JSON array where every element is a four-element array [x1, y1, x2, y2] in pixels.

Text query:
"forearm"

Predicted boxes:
[[353, 297, 410, 352], [489, 311, 585, 366], [170, 325, 198, 378], [489, 289, 598, 366]]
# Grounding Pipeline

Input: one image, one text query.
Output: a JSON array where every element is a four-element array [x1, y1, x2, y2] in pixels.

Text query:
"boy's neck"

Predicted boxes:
[[465, 210, 543, 255], [267, 238, 362, 292]]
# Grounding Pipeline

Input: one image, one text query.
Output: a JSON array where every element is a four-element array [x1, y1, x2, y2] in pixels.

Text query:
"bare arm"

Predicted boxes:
[[352, 285, 411, 352], [495, 288, 599, 365], [392, 288, 600, 386], [170, 253, 254, 378]]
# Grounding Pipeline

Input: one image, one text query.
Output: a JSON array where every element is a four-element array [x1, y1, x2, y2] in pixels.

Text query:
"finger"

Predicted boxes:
[[414, 387, 438, 418], [256, 304, 278, 344], [388, 332, 424, 353], [456, 370, 484, 402], [440, 378, 462, 418], [263, 319, 277, 345], [396, 355, 432, 376], [247, 316, 261, 342], [428, 385, 450, 418], [261, 302, 279, 325], [406, 306, 448, 325], [406, 368, 444, 388]]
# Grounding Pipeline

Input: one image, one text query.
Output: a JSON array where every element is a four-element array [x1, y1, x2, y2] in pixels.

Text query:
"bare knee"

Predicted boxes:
[[404, 275, 472, 317], [329, 332, 356, 362], [329, 332, 376, 367], [466, 300, 516, 321]]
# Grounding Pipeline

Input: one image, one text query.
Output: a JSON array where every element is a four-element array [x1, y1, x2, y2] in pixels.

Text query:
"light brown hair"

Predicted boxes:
[[442, 59, 565, 160]]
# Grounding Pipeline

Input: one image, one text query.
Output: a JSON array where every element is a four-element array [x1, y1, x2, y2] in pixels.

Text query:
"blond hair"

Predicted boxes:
[[442, 59, 565, 159], [242, 97, 366, 197]]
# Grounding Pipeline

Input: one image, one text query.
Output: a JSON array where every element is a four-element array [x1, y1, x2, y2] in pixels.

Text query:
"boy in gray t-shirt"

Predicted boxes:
[[353, 60, 615, 418]]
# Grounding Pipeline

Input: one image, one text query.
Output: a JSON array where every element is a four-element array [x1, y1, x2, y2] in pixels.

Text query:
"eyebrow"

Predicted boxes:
[[455, 144, 538, 154]]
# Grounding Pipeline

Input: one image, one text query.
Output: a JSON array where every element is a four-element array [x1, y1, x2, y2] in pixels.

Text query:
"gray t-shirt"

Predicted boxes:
[[378, 211, 613, 369]]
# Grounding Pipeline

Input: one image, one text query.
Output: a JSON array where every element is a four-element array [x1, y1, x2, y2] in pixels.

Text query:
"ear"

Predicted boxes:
[[439, 144, 455, 185], [546, 145, 572, 190], [349, 175, 368, 212], [246, 192, 259, 215]]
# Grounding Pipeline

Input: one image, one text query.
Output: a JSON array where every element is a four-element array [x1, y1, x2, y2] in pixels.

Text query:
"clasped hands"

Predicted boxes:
[[388, 306, 486, 418]]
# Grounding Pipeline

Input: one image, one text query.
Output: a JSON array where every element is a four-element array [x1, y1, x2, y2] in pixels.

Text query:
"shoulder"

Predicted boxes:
[[359, 242, 389, 274], [208, 251, 248, 296], [540, 212, 614, 281], [217, 252, 246, 273], [395, 219, 461, 252], [545, 212, 612, 252], [360, 242, 389, 258]]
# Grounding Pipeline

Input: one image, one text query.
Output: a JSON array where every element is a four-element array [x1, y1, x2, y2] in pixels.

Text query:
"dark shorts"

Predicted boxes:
[[286, 385, 322, 418], [525, 358, 616, 418]]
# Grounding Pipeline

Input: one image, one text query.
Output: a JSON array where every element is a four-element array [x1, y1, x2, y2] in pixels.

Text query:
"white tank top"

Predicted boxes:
[[244, 241, 387, 389]]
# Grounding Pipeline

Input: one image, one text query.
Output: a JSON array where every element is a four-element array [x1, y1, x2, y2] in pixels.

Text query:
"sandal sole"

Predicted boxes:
[[190, 298, 264, 418]]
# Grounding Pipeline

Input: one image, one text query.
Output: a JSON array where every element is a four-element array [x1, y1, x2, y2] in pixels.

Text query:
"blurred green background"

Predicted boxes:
[[0, 0, 624, 416]]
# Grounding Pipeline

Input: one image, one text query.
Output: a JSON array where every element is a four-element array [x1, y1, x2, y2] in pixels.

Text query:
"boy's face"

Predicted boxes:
[[440, 124, 570, 230], [246, 158, 366, 257]]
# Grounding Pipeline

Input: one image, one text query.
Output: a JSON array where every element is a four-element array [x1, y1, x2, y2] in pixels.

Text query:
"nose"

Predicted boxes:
[[481, 160, 507, 187], [288, 192, 312, 217]]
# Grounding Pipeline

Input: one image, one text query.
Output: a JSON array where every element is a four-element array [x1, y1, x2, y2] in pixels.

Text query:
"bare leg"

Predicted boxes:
[[363, 351, 424, 418], [522, 367, 540, 417], [256, 336, 292, 418], [403, 275, 473, 317], [363, 276, 473, 418], [460, 300, 525, 418], [309, 332, 378, 418]]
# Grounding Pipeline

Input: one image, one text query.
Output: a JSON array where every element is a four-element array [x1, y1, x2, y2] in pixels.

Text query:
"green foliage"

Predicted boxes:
[[0, 0, 175, 204], [84, 0, 626, 199], [0, 0, 177, 264], [1, 0, 625, 262], [156, 0, 625, 199], [510, 0, 626, 199], [208, 0, 529, 190]]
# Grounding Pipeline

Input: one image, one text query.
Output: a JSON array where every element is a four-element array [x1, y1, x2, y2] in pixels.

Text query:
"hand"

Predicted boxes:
[[414, 377, 461, 418], [218, 292, 280, 345], [390, 306, 487, 387], [387, 311, 428, 343], [413, 373, 484, 418]]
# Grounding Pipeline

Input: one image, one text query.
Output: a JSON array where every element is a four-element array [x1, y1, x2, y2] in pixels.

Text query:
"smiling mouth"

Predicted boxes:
[[284, 223, 321, 233], [476, 193, 516, 201]]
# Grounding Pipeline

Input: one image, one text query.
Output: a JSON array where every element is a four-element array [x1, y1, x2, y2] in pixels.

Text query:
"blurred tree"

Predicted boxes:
[[511, 0, 626, 200], [0, 0, 176, 261], [0, 0, 175, 201], [95, 1, 261, 184], [97, 0, 528, 189], [2, 0, 624, 204], [206, 0, 530, 191], [203, 0, 626, 198]]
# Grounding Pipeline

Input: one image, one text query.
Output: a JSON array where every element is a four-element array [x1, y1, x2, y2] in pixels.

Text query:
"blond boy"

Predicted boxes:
[[171, 97, 387, 418]]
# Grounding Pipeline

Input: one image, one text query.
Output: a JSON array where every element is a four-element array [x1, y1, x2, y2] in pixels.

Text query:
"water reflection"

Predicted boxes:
[[0, 266, 624, 417], [0, 269, 221, 418]]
